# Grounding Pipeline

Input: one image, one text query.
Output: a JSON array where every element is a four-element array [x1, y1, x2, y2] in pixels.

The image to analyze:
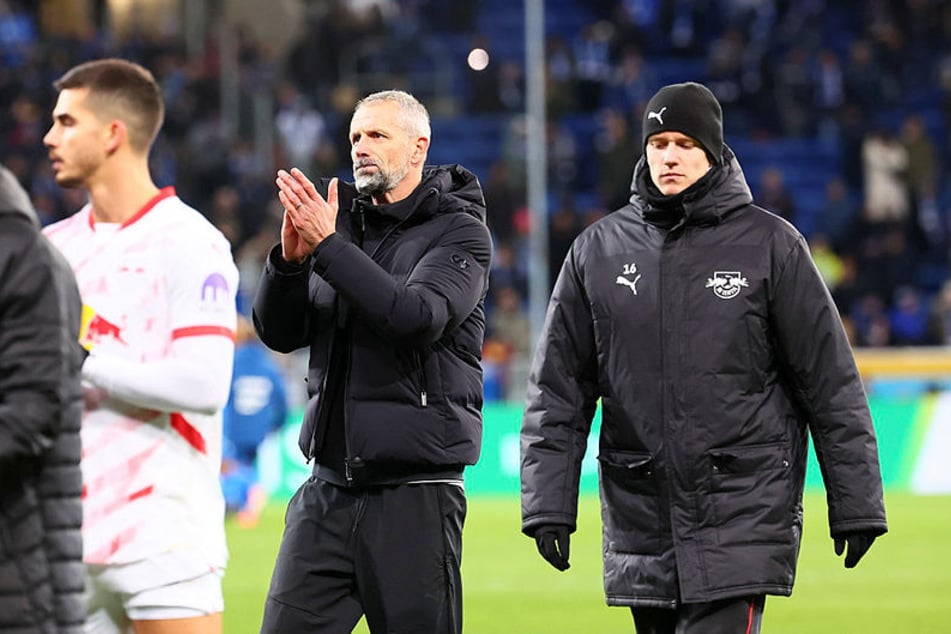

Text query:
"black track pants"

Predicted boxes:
[[260, 476, 466, 634], [631, 595, 765, 634]]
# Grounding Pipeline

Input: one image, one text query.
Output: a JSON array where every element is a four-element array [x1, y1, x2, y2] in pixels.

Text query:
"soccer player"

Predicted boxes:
[[220, 315, 289, 528], [521, 82, 887, 633], [43, 58, 238, 634]]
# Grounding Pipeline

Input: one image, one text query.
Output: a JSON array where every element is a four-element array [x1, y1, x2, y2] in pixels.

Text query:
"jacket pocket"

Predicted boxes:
[[598, 451, 662, 555], [413, 350, 431, 408], [707, 442, 793, 546]]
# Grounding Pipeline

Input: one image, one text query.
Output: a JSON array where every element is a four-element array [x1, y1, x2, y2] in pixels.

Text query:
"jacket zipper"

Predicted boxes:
[[343, 331, 356, 483], [415, 350, 428, 407], [370, 191, 436, 410]]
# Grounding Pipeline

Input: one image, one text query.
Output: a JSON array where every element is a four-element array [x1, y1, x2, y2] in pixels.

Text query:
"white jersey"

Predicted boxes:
[[44, 187, 238, 571]]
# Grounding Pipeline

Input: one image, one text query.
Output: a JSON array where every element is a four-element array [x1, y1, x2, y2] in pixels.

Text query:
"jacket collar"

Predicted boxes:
[[629, 145, 754, 229]]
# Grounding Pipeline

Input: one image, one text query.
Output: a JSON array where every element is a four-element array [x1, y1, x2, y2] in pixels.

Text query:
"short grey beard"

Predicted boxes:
[[353, 160, 410, 198], [353, 169, 391, 197]]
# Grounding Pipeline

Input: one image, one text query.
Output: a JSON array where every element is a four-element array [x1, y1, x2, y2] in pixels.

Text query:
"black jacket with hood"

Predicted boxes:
[[253, 164, 492, 485], [521, 147, 887, 606], [0, 166, 85, 632]]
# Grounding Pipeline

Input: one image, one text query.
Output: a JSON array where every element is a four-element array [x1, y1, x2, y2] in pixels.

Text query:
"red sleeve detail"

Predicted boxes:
[[170, 413, 208, 454], [172, 325, 235, 340]]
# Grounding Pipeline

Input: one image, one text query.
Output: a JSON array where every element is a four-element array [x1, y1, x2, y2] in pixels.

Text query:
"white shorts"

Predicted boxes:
[[84, 551, 224, 634]]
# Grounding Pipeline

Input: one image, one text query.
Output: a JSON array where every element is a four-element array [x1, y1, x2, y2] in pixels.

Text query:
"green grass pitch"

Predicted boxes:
[[223, 491, 951, 633]]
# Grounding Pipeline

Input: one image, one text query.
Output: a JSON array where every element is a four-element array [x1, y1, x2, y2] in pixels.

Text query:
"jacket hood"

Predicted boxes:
[[422, 163, 487, 224], [628, 144, 753, 226], [0, 165, 40, 226]]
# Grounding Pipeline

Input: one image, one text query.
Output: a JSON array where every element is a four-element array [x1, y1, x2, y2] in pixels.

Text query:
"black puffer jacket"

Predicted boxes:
[[521, 147, 887, 606], [253, 164, 492, 483], [0, 166, 85, 632]]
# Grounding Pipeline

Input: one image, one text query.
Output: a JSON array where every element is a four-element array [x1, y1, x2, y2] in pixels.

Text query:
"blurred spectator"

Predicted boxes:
[[232, 199, 283, 316], [844, 40, 886, 116], [207, 185, 244, 245], [221, 315, 289, 528], [773, 45, 815, 138], [486, 284, 533, 400], [500, 114, 528, 186], [837, 104, 868, 192], [925, 279, 951, 345], [899, 114, 938, 203], [603, 45, 656, 112], [861, 128, 910, 225], [608, 0, 652, 57], [660, 0, 706, 55], [813, 48, 845, 145], [855, 226, 917, 309], [547, 119, 579, 195], [850, 292, 892, 347], [756, 166, 796, 225], [489, 240, 529, 301], [705, 27, 745, 114], [814, 177, 859, 252], [487, 285, 532, 360], [595, 107, 640, 210], [831, 254, 864, 316], [0, 0, 38, 69], [548, 199, 582, 288], [864, 7, 904, 105], [274, 81, 327, 175], [888, 286, 931, 346], [573, 20, 614, 111], [181, 108, 232, 208], [483, 159, 524, 245], [285, 6, 343, 108], [810, 234, 844, 291], [545, 34, 577, 119], [496, 59, 526, 112], [5, 94, 46, 160]]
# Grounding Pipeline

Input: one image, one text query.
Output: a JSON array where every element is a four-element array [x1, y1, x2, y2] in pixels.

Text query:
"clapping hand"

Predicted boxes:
[[276, 168, 338, 264]]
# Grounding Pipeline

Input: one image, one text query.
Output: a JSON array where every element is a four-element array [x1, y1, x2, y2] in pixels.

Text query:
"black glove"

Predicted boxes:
[[534, 525, 571, 571], [833, 530, 878, 568]]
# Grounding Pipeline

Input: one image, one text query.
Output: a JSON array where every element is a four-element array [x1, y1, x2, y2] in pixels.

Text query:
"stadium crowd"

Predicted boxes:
[[2, 0, 951, 404]]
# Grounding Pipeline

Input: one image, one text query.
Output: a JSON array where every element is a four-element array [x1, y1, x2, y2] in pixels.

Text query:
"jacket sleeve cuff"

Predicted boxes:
[[266, 243, 308, 279], [310, 233, 348, 276]]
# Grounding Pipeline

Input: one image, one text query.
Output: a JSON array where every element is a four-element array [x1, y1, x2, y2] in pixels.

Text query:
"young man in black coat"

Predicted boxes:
[[0, 164, 85, 633], [253, 90, 492, 633], [520, 82, 887, 633]]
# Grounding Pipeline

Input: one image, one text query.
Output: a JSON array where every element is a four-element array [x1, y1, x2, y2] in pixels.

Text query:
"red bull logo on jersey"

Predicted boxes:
[[79, 305, 127, 349]]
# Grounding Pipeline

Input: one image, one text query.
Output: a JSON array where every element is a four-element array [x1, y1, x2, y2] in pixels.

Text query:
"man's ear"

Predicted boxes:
[[104, 119, 128, 155], [411, 136, 430, 166]]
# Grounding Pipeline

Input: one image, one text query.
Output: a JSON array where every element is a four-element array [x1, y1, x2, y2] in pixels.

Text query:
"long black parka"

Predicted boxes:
[[521, 147, 887, 606], [253, 164, 492, 483], [0, 166, 85, 633]]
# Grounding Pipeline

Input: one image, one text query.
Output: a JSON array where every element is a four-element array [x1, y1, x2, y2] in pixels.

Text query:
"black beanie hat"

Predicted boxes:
[[642, 82, 723, 165]]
